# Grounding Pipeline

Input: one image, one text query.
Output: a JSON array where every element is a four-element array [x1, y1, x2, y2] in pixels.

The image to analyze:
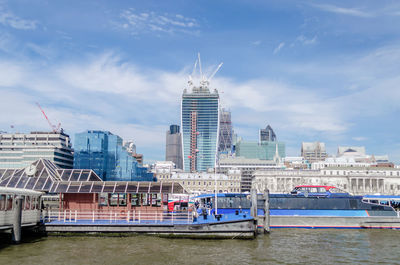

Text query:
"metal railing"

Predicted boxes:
[[44, 210, 194, 224]]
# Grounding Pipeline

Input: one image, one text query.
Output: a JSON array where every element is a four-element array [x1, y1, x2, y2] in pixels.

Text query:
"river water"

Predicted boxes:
[[1, 229, 400, 264]]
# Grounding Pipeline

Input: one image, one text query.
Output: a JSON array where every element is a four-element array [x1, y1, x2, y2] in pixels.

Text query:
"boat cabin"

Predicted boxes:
[[290, 185, 349, 197]]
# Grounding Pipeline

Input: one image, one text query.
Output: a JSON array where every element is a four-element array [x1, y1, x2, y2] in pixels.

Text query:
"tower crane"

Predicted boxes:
[[36, 102, 61, 133]]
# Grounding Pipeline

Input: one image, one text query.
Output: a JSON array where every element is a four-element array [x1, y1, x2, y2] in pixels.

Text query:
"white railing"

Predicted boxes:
[[44, 210, 194, 224]]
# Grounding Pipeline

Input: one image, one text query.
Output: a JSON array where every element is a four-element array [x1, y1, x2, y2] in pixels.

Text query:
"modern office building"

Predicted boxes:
[[165, 125, 183, 169], [181, 84, 219, 172], [73, 130, 153, 181], [0, 131, 73, 169], [235, 140, 285, 161], [259, 125, 276, 142], [218, 108, 233, 154], [301, 142, 327, 163]]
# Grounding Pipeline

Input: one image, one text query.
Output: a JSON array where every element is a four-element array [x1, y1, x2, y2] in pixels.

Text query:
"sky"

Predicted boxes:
[[0, 0, 400, 163]]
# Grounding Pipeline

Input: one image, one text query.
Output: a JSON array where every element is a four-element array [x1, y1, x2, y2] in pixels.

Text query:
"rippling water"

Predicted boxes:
[[1, 229, 400, 264]]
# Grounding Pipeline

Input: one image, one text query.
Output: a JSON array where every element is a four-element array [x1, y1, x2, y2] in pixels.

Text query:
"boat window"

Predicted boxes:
[[151, 193, 161, 207], [142, 193, 150, 206], [310, 188, 318, 193], [109, 193, 119, 206], [31, 197, 36, 210], [24, 196, 31, 210], [317, 187, 327, 193], [118, 193, 127, 206], [329, 188, 346, 193], [99, 193, 108, 206], [6, 194, 13, 210], [0, 194, 5, 211], [35, 196, 41, 210], [131, 193, 140, 206]]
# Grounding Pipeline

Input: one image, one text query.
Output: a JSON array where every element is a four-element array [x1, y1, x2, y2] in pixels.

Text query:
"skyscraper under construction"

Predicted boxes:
[[181, 55, 222, 172]]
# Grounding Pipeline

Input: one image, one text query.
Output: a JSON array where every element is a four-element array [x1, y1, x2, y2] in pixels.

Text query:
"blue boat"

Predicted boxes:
[[194, 186, 400, 229]]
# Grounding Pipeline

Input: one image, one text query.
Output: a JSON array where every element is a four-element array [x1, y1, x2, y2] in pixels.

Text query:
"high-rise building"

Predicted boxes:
[[0, 131, 73, 169], [235, 140, 285, 161], [74, 130, 153, 181], [165, 125, 183, 169], [181, 84, 219, 172], [259, 125, 276, 142], [218, 108, 233, 154], [301, 142, 327, 163]]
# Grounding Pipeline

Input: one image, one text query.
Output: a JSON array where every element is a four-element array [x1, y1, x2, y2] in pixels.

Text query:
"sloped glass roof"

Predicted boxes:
[[0, 159, 184, 194]]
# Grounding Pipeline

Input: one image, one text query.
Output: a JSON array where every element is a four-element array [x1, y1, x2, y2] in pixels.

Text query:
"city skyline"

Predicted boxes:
[[0, 0, 399, 163]]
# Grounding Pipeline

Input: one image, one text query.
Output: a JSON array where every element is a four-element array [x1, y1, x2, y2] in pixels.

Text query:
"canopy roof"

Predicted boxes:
[[0, 159, 184, 194]]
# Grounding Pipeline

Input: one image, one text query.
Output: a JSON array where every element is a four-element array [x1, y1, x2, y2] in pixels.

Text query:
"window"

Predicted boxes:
[[118, 193, 127, 206], [131, 193, 140, 206], [6, 195, 13, 210], [109, 193, 118, 206], [0, 195, 5, 211], [99, 193, 108, 206]]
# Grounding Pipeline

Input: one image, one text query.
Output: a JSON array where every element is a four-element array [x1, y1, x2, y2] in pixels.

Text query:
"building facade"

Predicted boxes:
[[158, 171, 241, 194], [253, 167, 400, 195], [301, 142, 327, 163], [218, 108, 233, 154], [165, 125, 183, 169], [0, 131, 73, 169], [181, 85, 219, 172], [218, 157, 284, 192], [74, 130, 153, 181], [259, 125, 276, 142]]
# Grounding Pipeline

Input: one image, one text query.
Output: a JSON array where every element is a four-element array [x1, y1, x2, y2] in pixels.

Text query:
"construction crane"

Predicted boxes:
[[36, 102, 61, 133]]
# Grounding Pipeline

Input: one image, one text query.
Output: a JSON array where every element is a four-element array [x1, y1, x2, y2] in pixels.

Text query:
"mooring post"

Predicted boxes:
[[12, 196, 23, 243], [264, 188, 270, 233], [250, 188, 257, 218]]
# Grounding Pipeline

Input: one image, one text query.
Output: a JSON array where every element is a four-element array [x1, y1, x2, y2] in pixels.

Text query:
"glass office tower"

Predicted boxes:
[[74, 130, 153, 181], [181, 86, 219, 172]]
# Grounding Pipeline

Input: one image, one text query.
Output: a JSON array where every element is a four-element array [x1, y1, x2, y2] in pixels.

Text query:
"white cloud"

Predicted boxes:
[[273, 42, 285, 54], [310, 3, 373, 18], [0, 6, 37, 30], [118, 9, 199, 35], [252, 40, 261, 46], [296, 35, 318, 45]]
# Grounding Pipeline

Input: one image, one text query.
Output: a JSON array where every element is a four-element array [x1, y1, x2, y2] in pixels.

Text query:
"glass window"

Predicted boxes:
[[109, 193, 118, 206], [31, 197, 36, 210], [99, 193, 108, 206], [35, 196, 40, 210], [131, 193, 140, 206], [119, 193, 127, 206], [25, 196, 31, 210], [0, 194, 5, 211], [329, 188, 346, 193], [6, 195, 13, 210], [142, 193, 150, 206]]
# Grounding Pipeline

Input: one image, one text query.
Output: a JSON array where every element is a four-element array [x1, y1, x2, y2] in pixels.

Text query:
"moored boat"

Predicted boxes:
[[194, 185, 400, 229]]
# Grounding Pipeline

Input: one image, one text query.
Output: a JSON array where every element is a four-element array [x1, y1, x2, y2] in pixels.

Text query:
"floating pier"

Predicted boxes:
[[43, 210, 257, 239]]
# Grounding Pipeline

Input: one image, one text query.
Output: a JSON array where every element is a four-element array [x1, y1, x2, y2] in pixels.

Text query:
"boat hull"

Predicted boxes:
[[268, 215, 400, 229]]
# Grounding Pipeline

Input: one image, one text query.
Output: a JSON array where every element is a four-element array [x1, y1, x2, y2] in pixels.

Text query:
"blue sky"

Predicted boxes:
[[1, 0, 400, 163]]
